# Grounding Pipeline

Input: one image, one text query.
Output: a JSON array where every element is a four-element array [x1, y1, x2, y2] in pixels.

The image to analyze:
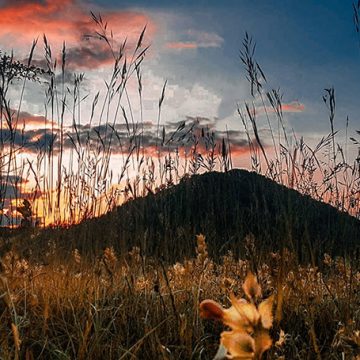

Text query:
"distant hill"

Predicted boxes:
[[110, 169, 360, 262], [3, 169, 360, 263]]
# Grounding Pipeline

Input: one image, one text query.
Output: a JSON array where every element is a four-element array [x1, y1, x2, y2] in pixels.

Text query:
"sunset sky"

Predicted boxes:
[[1, 0, 359, 135], [1, 0, 360, 224]]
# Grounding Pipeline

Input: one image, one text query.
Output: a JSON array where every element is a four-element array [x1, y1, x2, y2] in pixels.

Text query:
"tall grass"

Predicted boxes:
[[1, 15, 359, 229], [238, 33, 360, 218], [0, 236, 359, 359], [0, 14, 233, 228]]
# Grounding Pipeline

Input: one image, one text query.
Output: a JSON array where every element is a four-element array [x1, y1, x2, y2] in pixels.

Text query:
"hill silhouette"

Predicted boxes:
[[21, 168, 359, 264]]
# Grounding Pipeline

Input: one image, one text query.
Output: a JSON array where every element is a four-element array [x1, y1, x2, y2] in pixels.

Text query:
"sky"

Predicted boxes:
[[1, 0, 359, 141], [0, 0, 360, 224], [93, 0, 360, 132]]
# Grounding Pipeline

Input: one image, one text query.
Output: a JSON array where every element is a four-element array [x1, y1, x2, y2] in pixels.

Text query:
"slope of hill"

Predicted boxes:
[[27, 168, 360, 263]]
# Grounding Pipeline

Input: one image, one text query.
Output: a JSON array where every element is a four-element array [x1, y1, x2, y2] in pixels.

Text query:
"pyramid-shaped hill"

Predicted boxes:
[[43, 169, 360, 263]]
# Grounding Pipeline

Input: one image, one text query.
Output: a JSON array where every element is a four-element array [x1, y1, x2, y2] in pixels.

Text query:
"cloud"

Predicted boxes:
[[166, 42, 198, 50], [186, 29, 224, 47], [0, 112, 252, 224], [251, 101, 305, 116], [64, 42, 115, 69], [0, 0, 156, 69], [166, 29, 224, 50], [0, 108, 250, 159], [0, 108, 55, 130], [281, 101, 305, 113], [16, 110, 57, 130], [0, 128, 57, 152]]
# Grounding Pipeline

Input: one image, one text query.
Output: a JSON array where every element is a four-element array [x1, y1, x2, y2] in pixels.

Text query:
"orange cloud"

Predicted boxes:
[[17, 110, 57, 130], [252, 101, 305, 116], [1, 110, 57, 131], [281, 101, 305, 113], [166, 41, 198, 49], [0, 0, 156, 69]]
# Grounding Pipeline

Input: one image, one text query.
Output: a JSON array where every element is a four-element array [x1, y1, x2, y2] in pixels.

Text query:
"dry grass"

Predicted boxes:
[[0, 235, 359, 359]]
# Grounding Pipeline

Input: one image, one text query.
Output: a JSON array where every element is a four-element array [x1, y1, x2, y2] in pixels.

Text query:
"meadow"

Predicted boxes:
[[0, 235, 359, 359], [0, 11, 360, 360]]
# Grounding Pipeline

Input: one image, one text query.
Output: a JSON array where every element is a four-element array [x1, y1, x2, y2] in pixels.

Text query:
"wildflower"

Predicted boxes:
[[200, 273, 274, 359]]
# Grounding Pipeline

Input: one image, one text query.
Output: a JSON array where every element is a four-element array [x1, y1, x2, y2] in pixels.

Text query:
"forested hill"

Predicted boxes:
[[6, 169, 360, 263], [60, 169, 360, 262]]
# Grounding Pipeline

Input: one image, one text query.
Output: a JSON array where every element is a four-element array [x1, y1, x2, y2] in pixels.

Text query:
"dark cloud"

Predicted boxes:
[[0, 128, 57, 151], [54, 70, 76, 85], [0, 114, 249, 156], [64, 41, 115, 70]]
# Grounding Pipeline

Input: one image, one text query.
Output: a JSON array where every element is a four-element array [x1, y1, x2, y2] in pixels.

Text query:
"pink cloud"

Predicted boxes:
[[251, 101, 305, 116], [166, 41, 198, 49], [0, 109, 57, 130], [281, 101, 305, 113], [17, 111, 57, 130], [0, 0, 156, 69]]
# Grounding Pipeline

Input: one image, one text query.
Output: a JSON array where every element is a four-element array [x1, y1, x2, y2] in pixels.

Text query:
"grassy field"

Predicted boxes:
[[0, 235, 359, 359]]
